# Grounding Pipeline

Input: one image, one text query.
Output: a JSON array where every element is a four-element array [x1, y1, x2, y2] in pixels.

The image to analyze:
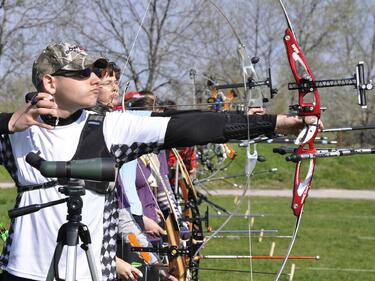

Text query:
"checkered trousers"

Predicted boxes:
[[0, 193, 23, 269], [100, 189, 119, 281], [0, 135, 20, 186]]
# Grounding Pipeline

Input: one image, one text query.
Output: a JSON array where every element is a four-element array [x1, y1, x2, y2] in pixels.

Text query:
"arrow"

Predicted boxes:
[[286, 147, 375, 162], [194, 255, 320, 260], [321, 124, 375, 133]]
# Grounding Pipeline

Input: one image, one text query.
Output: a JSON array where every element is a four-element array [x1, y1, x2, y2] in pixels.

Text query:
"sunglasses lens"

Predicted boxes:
[[66, 68, 93, 78], [52, 68, 102, 79], [81, 68, 92, 78], [93, 68, 102, 78]]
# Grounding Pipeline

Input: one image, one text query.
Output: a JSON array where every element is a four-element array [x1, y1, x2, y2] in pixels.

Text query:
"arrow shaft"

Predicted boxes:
[[205, 229, 278, 234], [275, 146, 354, 155], [195, 266, 290, 276], [321, 124, 375, 132], [195, 169, 277, 184], [196, 255, 319, 260], [287, 148, 375, 162], [208, 213, 264, 218], [209, 235, 292, 239]]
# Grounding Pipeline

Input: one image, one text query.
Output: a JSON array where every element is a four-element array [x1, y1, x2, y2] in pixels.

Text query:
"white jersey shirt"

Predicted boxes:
[[0, 110, 169, 280]]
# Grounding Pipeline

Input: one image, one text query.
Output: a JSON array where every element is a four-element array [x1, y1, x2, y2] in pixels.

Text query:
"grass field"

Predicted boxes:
[[0, 166, 11, 182], [0, 141, 374, 280], [197, 196, 375, 281], [196, 143, 375, 190], [1, 188, 374, 281]]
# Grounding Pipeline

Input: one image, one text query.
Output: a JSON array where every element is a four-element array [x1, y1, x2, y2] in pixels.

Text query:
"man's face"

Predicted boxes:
[[52, 70, 101, 113], [98, 74, 119, 108]]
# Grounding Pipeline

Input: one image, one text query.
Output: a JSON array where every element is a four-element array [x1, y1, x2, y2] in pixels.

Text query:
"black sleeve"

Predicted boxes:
[[163, 111, 276, 148], [151, 109, 202, 116], [0, 113, 14, 134]]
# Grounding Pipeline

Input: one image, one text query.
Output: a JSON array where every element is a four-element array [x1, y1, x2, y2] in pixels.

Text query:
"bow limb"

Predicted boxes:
[[126, 154, 186, 279], [120, 0, 152, 77], [143, 153, 188, 280], [192, 6, 260, 281], [275, 1, 321, 280], [163, 216, 187, 281], [120, 0, 153, 109], [279, 2, 320, 217], [274, 206, 304, 281], [171, 148, 205, 281], [238, 45, 264, 108], [236, 11, 263, 281]]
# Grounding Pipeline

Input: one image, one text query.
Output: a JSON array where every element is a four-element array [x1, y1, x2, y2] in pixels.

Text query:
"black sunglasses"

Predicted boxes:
[[51, 68, 102, 79]]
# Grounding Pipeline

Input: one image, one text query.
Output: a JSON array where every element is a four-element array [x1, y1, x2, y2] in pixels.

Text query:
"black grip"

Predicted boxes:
[[8, 204, 42, 218], [25, 92, 38, 104]]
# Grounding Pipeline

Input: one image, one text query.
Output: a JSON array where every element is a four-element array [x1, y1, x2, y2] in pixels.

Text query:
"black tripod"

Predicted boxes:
[[9, 180, 100, 281]]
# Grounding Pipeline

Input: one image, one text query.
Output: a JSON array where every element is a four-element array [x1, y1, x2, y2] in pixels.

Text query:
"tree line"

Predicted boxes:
[[0, 0, 374, 144]]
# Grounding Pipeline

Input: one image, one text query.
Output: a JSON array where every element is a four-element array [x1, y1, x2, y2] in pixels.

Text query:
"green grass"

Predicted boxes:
[[197, 143, 375, 190], [198, 196, 375, 281], [1, 188, 374, 280], [0, 166, 11, 182], [0, 188, 15, 252], [0, 188, 15, 224]]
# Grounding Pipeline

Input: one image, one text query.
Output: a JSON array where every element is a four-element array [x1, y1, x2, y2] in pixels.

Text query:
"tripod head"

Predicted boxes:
[[58, 180, 86, 224], [8, 179, 86, 219], [58, 179, 86, 197]]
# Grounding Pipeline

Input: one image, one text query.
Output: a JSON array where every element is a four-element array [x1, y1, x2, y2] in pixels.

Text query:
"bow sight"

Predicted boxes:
[[207, 57, 278, 106], [288, 61, 373, 110]]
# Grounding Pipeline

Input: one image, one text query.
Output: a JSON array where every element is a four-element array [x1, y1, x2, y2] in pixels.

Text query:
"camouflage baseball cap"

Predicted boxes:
[[32, 42, 108, 89]]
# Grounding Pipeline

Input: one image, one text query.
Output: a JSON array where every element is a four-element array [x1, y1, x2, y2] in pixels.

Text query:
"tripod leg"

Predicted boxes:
[[47, 222, 79, 281], [65, 246, 77, 281], [64, 222, 80, 281], [81, 243, 100, 281], [46, 242, 64, 281], [79, 224, 101, 281]]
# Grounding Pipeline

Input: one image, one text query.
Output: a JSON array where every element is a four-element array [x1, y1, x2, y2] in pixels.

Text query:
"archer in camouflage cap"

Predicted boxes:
[[32, 42, 107, 90]]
